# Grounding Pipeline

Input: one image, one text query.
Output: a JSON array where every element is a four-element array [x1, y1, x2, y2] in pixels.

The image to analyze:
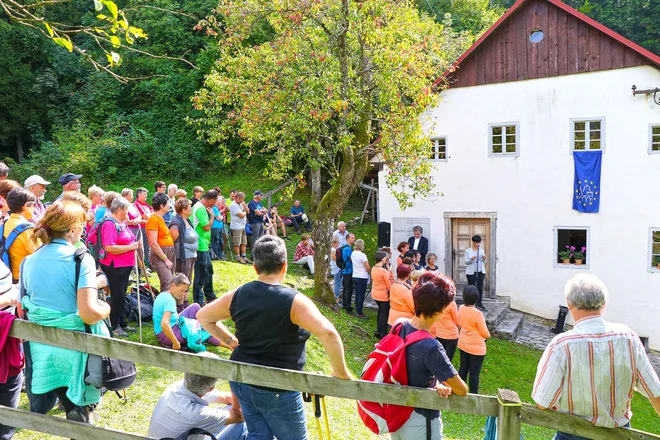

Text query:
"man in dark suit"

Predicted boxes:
[[407, 225, 429, 267]]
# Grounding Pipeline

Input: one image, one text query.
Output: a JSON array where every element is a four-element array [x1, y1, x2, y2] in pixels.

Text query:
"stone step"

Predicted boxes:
[[484, 301, 510, 330], [493, 311, 525, 341]]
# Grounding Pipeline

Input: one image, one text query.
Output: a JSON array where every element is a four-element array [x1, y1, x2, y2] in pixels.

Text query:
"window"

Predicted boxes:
[[489, 123, 519, 156], [570, 118, 604, 152], [554, 227, 589, 268], [429, 137, 447, 161], [650, 228, 660, 272], [649, 125, 660, 154], [529, 29, 544, 43]]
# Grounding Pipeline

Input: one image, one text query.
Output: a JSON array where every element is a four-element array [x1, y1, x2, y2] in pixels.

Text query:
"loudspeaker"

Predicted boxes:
[[377, 222, 391, 248], [551, 305, 569, 334]]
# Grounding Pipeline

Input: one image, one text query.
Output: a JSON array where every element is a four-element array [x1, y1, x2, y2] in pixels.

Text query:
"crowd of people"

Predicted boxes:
[[0, 162, 656, 440]]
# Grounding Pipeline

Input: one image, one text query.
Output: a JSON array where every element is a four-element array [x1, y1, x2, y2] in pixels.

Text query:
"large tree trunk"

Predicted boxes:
[[309, 140, 322, 212]]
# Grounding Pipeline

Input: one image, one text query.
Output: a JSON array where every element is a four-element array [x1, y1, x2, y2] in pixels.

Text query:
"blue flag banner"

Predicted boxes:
[[573, 151, 602, 213]]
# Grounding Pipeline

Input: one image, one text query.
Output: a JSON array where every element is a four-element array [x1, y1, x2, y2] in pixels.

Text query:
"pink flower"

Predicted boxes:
[[570, 253, 573, 258], [581, 247, 586, 252], [570, 246, 576, 251]]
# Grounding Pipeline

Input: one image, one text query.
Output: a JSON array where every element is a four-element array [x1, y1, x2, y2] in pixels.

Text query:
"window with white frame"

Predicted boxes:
[[554, 227, 589, 268], [650, 125, 660, 154], [571, 119, 604, 152], [489, 123, 519, 156], [429, 137, 447, 161], [651, 228, 660, 272]]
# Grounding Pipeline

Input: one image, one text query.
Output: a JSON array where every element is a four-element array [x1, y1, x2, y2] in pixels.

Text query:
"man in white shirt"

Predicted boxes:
[[229, 192, 250, 264], [148, 352, 246, 440], [533, 274, 660, 440], [332, 221, 349, 246], [407, 225, 429, 266]]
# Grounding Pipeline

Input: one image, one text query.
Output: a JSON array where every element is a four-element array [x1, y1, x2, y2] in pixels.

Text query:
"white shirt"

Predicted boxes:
[[333, 229, 349, 247], [351, 250, 369, 279], [229, 202, 246, 230], [148, 381, 230, 440], [532, 316, 660, 428], [412, 237, 421, 250], [464, 247, 486, 275]]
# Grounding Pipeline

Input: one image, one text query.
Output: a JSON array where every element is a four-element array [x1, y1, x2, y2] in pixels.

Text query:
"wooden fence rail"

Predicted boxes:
[[4, 320, 660, 440]]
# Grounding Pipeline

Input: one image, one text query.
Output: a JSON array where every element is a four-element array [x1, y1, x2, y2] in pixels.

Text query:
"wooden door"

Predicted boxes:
[[452, 219, 490, 292]]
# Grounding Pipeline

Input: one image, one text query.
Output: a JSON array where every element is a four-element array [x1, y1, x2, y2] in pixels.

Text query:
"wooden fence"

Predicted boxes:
[[4, 319, 660, 440]]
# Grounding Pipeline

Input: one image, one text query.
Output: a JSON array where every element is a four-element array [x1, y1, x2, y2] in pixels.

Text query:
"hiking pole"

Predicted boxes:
[[313, 394, 323, 440], [225, 223, 234, 260], [134, 248, 142, 344], [135, 228, 155, 301], [321, 396, 331, 440]]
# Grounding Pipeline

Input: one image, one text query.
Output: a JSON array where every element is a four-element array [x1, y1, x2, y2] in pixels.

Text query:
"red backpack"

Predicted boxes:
[[357, 322, 433, 435]]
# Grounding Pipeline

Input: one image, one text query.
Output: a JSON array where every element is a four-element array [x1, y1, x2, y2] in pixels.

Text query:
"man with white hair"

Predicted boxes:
[[148, 351, 246, 440], [533, 274, 660, 439], [332, 221, 349, 246], [23, 175, 50, 224]]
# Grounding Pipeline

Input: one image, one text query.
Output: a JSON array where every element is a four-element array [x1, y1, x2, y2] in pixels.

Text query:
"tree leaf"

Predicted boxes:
[[97, 14, 107, 20], [53, 37, 73, 52], [94, 0, 103, 11], [125, 33, 134, 44], [44, 22, 54, 38], [104, 0, 119, 20], [110, 35, 121, 48], [106, 52, 114, 66]]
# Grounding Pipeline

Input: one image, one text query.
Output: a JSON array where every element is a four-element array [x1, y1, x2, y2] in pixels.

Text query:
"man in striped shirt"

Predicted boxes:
[[532, 274, 660, 440]]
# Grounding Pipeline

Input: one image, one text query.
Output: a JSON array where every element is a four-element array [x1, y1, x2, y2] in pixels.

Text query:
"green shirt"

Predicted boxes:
[[192, 202, 211, 252]]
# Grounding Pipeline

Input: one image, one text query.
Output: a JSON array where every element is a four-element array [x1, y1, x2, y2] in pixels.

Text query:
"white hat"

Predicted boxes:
[[24, 175, 51, 187]]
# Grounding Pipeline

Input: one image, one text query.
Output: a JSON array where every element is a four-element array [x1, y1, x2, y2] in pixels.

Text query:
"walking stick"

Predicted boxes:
[[321, 396, 331, 440], [135, 227, 155, 301], [134, 249, 142, 344]]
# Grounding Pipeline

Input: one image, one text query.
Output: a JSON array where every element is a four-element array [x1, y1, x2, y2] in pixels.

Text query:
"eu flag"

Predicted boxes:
[[573, 151, 602, 213]]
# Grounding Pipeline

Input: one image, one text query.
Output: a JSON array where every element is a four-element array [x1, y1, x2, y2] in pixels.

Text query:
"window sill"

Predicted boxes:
[[554, 263, 589, 269]]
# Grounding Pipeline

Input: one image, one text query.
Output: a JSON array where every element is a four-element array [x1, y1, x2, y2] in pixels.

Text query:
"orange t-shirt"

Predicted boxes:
[[457, 305, 490, 356], [388, 282, 414, 325], [370, 266, 392, 302], [434, 301, 459, 340], [146, 214, 174, 248]]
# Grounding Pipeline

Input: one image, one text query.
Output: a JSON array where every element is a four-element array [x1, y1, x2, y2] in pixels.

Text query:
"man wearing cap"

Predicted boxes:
[[247, 191, 266, 241], [464, 234, 486, 310], [24, 176, 50, 224], [55, 173, 82, 200]]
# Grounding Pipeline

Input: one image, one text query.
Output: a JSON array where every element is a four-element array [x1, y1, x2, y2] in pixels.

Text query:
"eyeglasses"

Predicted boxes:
[[25, 202, 35, 207]]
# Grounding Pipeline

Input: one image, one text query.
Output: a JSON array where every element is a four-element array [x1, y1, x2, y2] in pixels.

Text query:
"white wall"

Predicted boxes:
[[378, 66, 660, 350]]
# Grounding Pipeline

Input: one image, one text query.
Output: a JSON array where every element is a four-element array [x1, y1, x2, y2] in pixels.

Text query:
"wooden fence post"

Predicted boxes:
[[497, 389, 521, 440]]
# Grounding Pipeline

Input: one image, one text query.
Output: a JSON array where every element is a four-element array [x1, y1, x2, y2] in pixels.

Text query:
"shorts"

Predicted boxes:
[[231, 228, 247, 246]]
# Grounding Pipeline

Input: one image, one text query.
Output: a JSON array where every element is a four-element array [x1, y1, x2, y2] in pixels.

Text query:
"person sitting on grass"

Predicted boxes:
[[148, 351, 247, 440], [197, 235, 351, 440], [153, 273, 226, 351], [389, 272, 468, 440], [289, 199, 312, 233], [264, 206, 290, 240], [293, 233, 315, 275], [457, 285, 490, 394]]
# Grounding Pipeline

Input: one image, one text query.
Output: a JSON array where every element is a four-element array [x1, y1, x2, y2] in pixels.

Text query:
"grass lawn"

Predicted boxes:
[[14, 219, 660, 439]]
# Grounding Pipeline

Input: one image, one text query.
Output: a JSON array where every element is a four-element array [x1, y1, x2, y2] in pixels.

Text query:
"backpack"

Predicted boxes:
[[86, 217, 121, 265], [357, 322, 433, 435], [0, 222, 34, 274], [335, 245, 348, 270], [72, 248, 137, 392]]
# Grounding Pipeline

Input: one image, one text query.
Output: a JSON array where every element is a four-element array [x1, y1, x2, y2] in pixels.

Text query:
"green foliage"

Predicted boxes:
[[416, 0, 504, 36]]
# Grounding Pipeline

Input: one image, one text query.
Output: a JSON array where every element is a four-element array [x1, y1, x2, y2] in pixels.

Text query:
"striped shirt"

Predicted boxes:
[[532, 315, 660, 428]]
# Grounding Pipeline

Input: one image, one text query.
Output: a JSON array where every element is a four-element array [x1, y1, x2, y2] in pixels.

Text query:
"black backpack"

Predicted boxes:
[[73, 248, 137, 392], [0, 222, 34, 275], [335, 245, 348, 270]]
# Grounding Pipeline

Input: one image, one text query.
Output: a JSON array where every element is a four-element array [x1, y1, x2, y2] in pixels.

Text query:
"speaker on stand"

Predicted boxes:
[[377, 222, 391, 248]]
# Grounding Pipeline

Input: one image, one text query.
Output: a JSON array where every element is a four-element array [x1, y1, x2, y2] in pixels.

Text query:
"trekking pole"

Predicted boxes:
[[321, 396, 331, 440], [313, 394, 324, 440], [135, 228, 155, 301], [134, 248, 142, 344]]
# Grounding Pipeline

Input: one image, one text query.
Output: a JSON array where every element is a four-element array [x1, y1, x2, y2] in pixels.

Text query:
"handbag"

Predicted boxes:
[[71, 248, 137, 392]]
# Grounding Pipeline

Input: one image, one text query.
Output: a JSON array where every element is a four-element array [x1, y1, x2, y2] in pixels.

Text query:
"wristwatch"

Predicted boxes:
[[226, 336, 235, 345]]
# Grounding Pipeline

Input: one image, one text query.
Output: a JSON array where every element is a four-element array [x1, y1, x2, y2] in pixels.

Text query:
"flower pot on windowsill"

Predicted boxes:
[[562, 259, 571, 264], [656, 263, 660, 270], [575, 259, 583, 265]]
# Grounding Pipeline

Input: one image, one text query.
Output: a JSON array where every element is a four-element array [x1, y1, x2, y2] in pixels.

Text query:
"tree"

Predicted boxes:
[[193, 0, 456, 302]]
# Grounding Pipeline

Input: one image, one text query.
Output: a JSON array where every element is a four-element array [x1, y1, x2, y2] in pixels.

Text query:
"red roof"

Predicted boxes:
[[434, 0, 660, 87]]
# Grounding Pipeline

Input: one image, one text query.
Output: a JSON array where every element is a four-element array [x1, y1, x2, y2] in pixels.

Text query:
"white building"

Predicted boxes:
[[378, 0, 660, 349]]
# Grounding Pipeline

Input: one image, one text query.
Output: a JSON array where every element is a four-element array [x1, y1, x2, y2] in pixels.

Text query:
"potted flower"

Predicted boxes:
[[558, 246, 572, 264], [654, 255, 660, 269], [573, 247, 586, 265]]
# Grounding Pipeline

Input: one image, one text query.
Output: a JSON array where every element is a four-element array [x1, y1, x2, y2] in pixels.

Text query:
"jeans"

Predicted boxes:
[[217, 421, 248, 440], [229, 382, 307, 440], [23, 342, 57, 414], [437, 338, 458, 363], [390, 411, 442, 440], [458, 349, 485, 394], [353, 277, 368, 315], [193, 250, 216, 305], [0, 371, 22, 439], [375, 300, 390, 338], [211, 228, 225, 259], [250, 223, 264, 241], [466, 272, 485, 306], [332, 271, 342, 299], [100, 261, 132, 329], [291, 216, 312, 232], [554, 423, 630, 440], [342, 273, 353, 312]]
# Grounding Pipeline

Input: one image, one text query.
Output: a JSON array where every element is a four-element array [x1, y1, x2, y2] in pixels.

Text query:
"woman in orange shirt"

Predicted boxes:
[[147, 192, 176, 292], [457, 285, 491, 393], [396, 241, 409, 267], [435, 299, 460, 363], [370, 251, 392, 339], [388, 264, 414, 325]]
